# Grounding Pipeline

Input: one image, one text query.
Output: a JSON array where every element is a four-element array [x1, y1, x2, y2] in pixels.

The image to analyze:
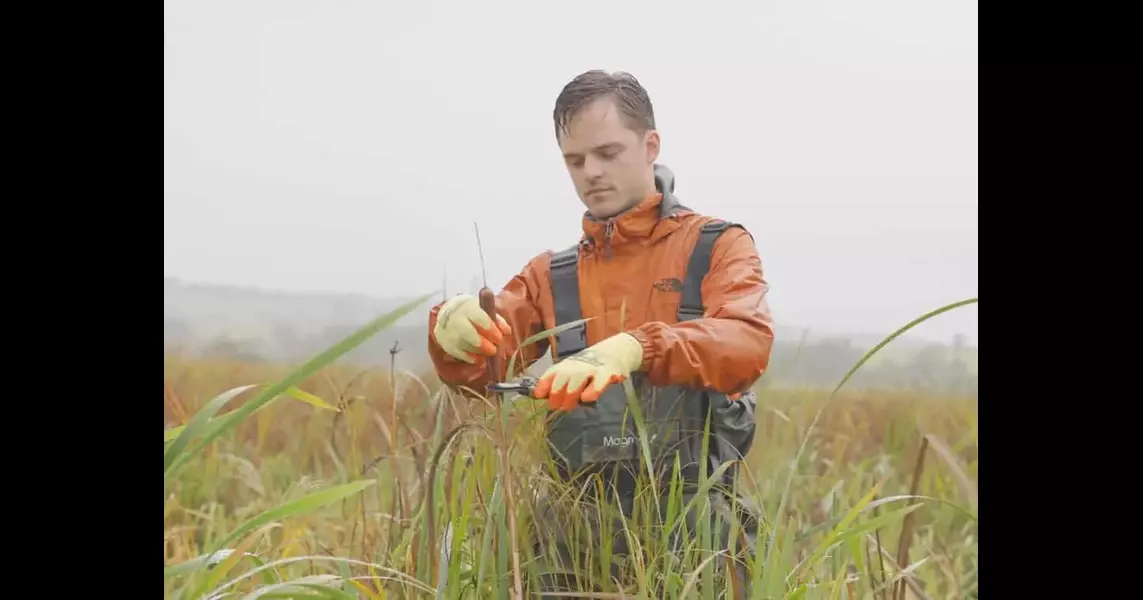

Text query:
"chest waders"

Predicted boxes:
[[545, 218, 759, 500], [534, 217, 761, 599]]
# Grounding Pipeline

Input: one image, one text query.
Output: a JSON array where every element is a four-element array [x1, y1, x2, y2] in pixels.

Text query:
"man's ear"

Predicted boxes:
[[644, 130, 660, 164]]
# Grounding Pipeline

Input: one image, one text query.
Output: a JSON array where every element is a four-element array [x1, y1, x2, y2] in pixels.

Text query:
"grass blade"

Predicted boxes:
[[164, 384, 258, 470], [163, 385, 338, 444], [831, 298, 977, 397], [165, 482, 382, 586], [164, 293, 433, 481], [211, 480, 377, 556]]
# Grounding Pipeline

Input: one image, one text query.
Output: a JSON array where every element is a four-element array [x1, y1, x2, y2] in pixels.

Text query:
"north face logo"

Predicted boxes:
[[653, 278, 683, 292]]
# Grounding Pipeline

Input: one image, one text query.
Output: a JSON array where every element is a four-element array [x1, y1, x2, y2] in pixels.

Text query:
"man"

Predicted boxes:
[[426, 70, 774, 596]]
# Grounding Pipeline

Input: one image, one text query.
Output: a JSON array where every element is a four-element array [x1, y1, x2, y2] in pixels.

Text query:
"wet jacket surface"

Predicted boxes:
[[427, 165, 775, 396]]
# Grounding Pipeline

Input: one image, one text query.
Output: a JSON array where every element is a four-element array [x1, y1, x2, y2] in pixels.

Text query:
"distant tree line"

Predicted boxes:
[[760, 335, 976, 396]]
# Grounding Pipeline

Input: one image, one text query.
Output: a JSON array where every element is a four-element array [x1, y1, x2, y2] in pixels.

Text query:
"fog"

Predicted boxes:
[[164, 0, 977, 345]]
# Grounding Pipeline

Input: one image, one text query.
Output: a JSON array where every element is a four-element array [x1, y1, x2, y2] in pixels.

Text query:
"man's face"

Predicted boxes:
[[557, 97, 660, 219]]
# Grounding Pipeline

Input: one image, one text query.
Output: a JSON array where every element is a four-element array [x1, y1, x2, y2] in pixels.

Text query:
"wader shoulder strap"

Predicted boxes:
[[677, 219, 745, 322], [549, 218, 746, 358], [549, 245, 587, 360]]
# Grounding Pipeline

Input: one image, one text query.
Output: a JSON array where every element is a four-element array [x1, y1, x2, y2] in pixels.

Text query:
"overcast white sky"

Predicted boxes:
[[164, 0, 978, 344]]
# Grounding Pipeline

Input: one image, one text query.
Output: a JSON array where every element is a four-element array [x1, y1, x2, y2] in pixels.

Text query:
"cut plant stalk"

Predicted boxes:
[[475, 221, 525, 600], [388, 340, 402, 567]]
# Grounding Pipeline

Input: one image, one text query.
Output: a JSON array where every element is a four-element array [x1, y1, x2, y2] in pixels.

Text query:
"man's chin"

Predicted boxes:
[[586, 206, 619, 219], [585, 197, 634, 220]]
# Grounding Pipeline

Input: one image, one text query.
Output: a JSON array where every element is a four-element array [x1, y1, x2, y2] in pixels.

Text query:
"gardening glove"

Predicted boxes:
[[533, 332, 644, 412], [432, 294, 512, 364]]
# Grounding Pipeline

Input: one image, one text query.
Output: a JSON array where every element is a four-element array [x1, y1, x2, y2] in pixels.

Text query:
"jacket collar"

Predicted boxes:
[[579, 164, 692, 253]]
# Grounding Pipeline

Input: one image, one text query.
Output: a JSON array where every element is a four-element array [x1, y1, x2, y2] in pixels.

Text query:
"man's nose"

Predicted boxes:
[[583, 155, 605, 180]]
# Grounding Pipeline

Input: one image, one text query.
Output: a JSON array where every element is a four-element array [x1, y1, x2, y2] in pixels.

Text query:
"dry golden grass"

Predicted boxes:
[[164, 351, 977, 599]]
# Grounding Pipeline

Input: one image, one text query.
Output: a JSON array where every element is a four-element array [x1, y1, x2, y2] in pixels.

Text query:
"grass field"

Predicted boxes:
[[163, 296, 978, 599]]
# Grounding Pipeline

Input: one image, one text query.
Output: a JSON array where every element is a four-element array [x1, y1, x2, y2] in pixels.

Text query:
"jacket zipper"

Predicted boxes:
[[603, 220, 614, 259]]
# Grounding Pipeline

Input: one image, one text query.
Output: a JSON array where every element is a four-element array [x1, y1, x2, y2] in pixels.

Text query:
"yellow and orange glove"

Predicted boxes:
[[533, 332, 645, 412], [432, 294, 512, 364]]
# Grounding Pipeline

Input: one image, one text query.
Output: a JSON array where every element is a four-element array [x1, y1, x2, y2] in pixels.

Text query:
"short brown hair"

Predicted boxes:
[[553, 70, 656, 138]]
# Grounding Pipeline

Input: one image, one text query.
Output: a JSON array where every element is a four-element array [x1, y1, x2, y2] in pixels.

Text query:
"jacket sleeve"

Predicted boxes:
[[627, 227, 774, 393], [427, 253, 550, 394]]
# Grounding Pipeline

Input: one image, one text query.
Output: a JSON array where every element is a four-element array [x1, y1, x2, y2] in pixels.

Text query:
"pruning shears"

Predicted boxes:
[[486, 377, 538, 398], [488, 377, 597, 413]]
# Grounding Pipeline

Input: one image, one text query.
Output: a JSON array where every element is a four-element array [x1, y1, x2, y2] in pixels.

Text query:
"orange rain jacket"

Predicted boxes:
[[427, 169, 774, 396]]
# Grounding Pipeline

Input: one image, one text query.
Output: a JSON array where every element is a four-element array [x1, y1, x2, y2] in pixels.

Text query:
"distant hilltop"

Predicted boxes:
[[164, 277, 420, 336], [163, 277, 960, 350]]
